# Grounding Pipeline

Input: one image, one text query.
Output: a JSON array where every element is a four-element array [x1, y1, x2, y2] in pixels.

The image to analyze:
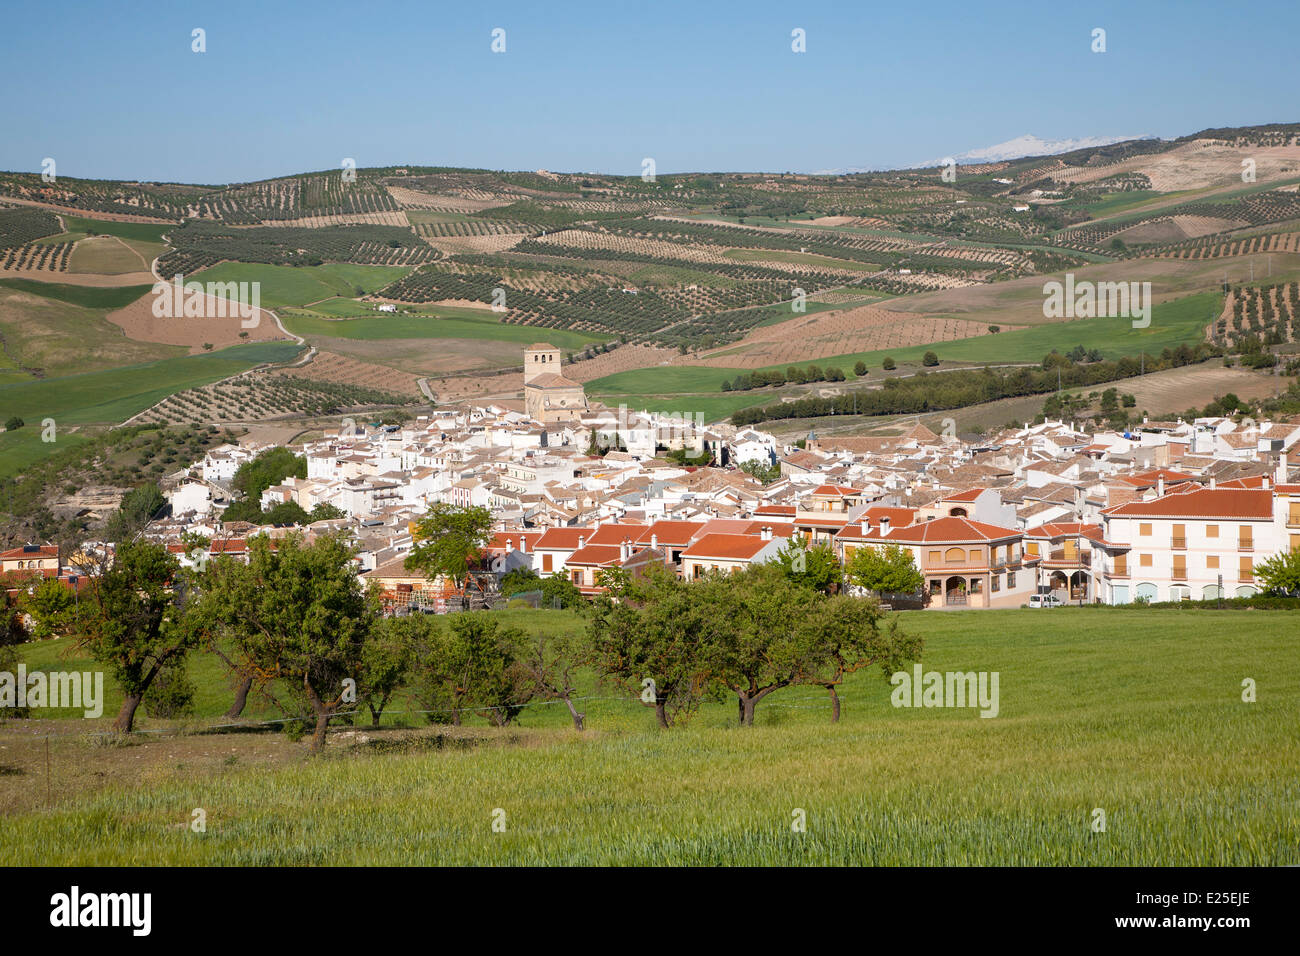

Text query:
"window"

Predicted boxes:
[[1139, 553, 1152, 567], [945, 547, 965, 563], [1239, 526, 1253, 550], [1172, 555, 1186, 580], [1240, 556, 1253, 580], [1007, 571, 1016, 589], [928, 550, 942, 566], [929, 579, 942, 592], [571, 569, 583, 585], [1140, 523, 1152, 536], [991, 574, 1000, 592], [968, 548, 981, 563], [1113, 554, 1127, 575], [542, 553, 553, 572], [1206, 555, 1219, 570], [1171, 524, 1186, 549], [1026, 541, 1040, 557], [1206, 524, 1219, 538]]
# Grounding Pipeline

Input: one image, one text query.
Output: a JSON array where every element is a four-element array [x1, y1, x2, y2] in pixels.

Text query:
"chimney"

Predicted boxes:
[[1208, 476, 1216, 490], [621, 538, 631, 561], [860, 517, 872, 536], [761, 526, 772, 541], [519, 535, 527, 554], [1278, 452, 1289, 486], [1156, 476, 1165, 497], [505, 538, 513, 553], [650, 532, 658, 549], [578, 535, 586, 549], [1262, 475, 1271, 490], [880, 516, 891, 536]]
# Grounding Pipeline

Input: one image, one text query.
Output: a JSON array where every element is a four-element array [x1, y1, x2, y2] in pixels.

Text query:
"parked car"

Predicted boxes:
[[1028, 593, 1064, 609]]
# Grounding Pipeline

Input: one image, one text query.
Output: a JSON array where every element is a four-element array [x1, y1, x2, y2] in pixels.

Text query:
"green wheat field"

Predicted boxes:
[[0, 608, 1296, 865]]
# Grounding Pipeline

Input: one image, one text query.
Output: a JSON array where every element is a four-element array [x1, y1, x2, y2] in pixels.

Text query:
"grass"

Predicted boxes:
[[59, 215, 171, 244], [281, 308, 605, 349], [0, 278, 151, 310], [0, 425, 92, 479], [0, 607, 1294, 864], [588, 292, 1220, 402], [191, 263, 412, 310], [0, 341, 303, 429]]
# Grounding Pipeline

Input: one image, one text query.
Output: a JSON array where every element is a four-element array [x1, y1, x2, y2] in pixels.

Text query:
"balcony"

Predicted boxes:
[[1172, 569, 1188, 581], [1046, 549, 1092, 565], [1171, 537, 1186, 550]]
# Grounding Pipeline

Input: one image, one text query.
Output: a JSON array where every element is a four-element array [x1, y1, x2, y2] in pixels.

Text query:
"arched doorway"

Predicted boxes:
[[945, 575, 967, 606]]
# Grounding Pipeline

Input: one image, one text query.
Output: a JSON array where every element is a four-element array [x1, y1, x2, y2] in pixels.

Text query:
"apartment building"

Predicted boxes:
[[1099, 484, 1281, 603]]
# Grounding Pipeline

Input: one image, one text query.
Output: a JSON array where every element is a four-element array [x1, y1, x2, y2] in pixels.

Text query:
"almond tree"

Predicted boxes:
[[194, 532, 378, 751], [797, 595, 922, 721], [696, 563, 822, 726], [76, 539, 194, 733], [587, 564, 710, 728]]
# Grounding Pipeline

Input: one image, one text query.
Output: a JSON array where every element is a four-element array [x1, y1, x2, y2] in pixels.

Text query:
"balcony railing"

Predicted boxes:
[[1172, 569, 1187, 581], [945, 592, 968, 606], [1171, 537, 1187, 550], [1047, 549, 1092, 564]]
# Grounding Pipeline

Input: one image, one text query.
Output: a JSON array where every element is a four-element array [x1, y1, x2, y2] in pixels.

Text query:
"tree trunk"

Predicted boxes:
[[369, 704, 382, 729], [311, 711, 329, 752], [829, 685, 841, 723], [564, 696, 585, 731], [739, 695, 756, 726], [225, 674, 253, 719], [738, 697, 745, 725], [113, 694, 143, 734], [654, 697, 670, 729]]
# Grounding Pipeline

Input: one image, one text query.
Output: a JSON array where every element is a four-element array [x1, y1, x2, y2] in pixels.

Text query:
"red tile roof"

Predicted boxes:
[[809, 484, 863, 497], [835, 507, 918, 540], [874, 516, 1020, 544], [532, 527, 594, 550], [1102, 488, 1273, 520], [633, 520, 707, 547], [565, 544, 625, 567], [681, 533, 775, 561]]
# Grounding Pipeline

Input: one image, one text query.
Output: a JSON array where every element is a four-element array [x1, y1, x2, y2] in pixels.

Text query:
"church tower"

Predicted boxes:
[[523, 344, 562, 384]]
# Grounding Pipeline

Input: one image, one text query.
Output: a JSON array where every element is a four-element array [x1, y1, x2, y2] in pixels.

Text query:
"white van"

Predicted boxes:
[[1028, 593, 1064, 609]]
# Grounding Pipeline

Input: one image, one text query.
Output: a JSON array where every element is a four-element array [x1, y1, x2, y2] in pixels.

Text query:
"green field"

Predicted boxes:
[[192, 262, 412, 310], [1, 607, 1294, 864], [0, 278, 152, 310], [281, 307, 606, 349], [589, 292, 1220, 407], [0, 341, 302, 467], [59, 215, 172, 244]]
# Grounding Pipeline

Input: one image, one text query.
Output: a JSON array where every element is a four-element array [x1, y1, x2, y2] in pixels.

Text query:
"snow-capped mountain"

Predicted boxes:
[[816, 134, 1158, 174]]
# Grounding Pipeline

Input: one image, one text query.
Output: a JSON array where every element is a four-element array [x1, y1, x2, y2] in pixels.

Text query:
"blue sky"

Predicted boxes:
[[1, 0, 1296, 183]]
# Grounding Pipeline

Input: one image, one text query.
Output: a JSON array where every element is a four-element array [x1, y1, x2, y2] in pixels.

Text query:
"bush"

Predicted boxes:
[[142, 663, 197, 719], [922, 351, 939, 367], [882, 357, 896, 371], [853, 361, 867, 377]]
